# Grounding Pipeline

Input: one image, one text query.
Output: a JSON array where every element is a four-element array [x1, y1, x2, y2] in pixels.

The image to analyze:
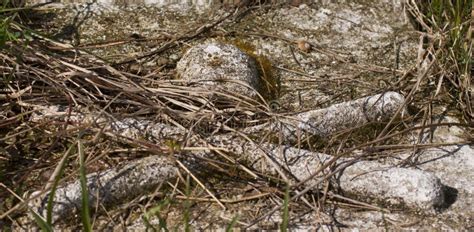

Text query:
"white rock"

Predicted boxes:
[[236, 142, 445, 211], [407, 116, 474, 220], [292, 91, 405, 137], [245, 92, 406, 140], [340, 160, 444, 211], [176, 42, 261, 98], [30, 155, 177, 223], [28, 103, 444, 219]]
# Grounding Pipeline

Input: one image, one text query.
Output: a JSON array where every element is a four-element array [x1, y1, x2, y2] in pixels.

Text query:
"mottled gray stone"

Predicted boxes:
[[176, 42, 261, 98], [290, 91, 405, 137], [245, 92, 406, 140], [30, 155, 177, 223], [340, 160, 444, 211], [407, 116, 474, 224], [230, 141, 445, 211], [28, 96, 443, 224]]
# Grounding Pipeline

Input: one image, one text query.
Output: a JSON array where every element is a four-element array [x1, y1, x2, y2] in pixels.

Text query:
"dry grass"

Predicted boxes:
[[0, 1, 473, 230]]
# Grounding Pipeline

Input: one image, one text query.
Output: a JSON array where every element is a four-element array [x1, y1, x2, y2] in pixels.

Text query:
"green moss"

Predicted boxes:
[[226, 39, 280, 102]]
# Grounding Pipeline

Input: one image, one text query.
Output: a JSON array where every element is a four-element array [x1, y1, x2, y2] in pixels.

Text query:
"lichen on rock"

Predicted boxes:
[[176, 41, 262, 98]]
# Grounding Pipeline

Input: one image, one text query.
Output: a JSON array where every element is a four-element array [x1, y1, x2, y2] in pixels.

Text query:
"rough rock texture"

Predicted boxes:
[[339, 160, 444, 211], [417, 146, 474, 214], [176, 42, 261, 98], [30, 155, 177, 223], [29, 102, 446, 214], [245, 91, 405, 139], [289, 91, 405, 137], [330, 117, 474, 230], [407, 117, 474, 227], [24, 0, 472, 230], [227, 141, 445, 211]]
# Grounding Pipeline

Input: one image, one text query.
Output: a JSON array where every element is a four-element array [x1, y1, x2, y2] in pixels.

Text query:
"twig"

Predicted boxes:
[[244, 159, 356, 228], [113, 11, 237, 66], [176, 160, 227, 210]]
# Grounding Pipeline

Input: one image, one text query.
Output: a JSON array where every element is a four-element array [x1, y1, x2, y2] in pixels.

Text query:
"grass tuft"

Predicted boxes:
[[78, 140, 92, 232], [279, 184, 290, 232], [45, 143, 75, 225], [225, 215, 239, 232], [143, 198, 172, 232], [406, 0, 472, 120], [0, 1, 19, 47], [30, 209, 53, 232]]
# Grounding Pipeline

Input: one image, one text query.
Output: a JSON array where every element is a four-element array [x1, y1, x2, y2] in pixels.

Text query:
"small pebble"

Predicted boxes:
[[297, 39, 311, 53]]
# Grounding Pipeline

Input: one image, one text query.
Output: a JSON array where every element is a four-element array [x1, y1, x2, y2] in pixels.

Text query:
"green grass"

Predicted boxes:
[[30, 138, 93, 231], [428, 0, 471, 72], [1, 0, 471, 230], [45, 143, 75, 225], [432, 0, 472, 119], [0, 0, 35, 49], [141, 176, 197, 231], [0, 1, 19, 47], [225, 215, 239, 232], [280, 184, 290, 232], [78, 140, 92, 232], [30, 209, 53, 232], [143, 198, 172, 232], [408, 0, 472, 119]]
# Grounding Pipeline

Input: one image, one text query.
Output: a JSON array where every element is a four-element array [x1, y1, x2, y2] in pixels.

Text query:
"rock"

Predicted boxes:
[[29, 155, 177, 223], [245, 92, 406, 140], [333, 116, 474, 230], [234, 142, 445, 212], [340, 160, 444, 211], [408, 116, 474, 223], [417, 145, 474, 213], [291, 91, 405, 137], [29, 105, 445, 213], [176, 42, 261, 98]]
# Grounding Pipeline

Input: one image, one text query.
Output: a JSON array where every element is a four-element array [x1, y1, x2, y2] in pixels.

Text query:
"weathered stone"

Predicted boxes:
[[30, 155, 177, 223], [245, 92, 406, 140], [229, 141, 445, 211], [176, 42, 261, 98], [289, 91, 405, 137], [416, 145, 474, 213], [332, 119, 474, 230], [21, 0, 471, 230], [407, 116, 474, 223], [29, 104, 445, 214], [339, 160, 444, 211]]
